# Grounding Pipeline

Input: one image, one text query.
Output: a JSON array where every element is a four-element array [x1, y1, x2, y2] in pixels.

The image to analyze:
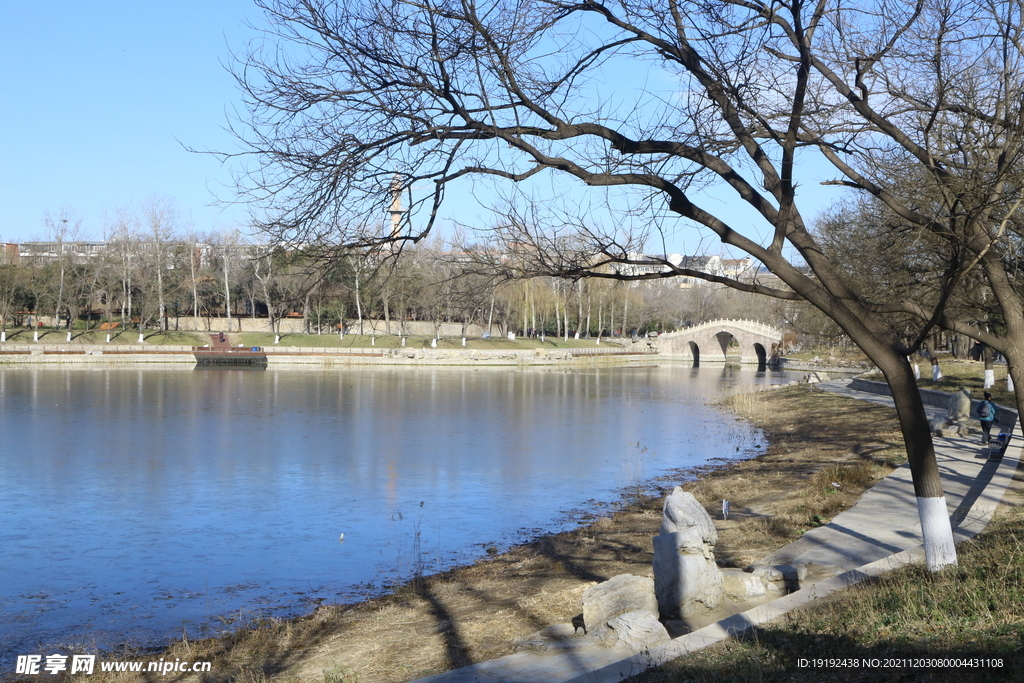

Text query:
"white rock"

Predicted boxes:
[[582, 574, 658, 635], [652, 531, 724, 619], [604, 610, 670, 651], [721, 569, 766, 600], [660, 488, 717, 543]]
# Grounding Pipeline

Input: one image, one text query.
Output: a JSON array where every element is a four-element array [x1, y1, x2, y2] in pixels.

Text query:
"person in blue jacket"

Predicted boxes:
[[978, 391, 998, 445]]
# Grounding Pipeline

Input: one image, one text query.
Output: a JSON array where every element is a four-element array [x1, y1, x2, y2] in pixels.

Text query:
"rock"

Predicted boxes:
[[721, 568, 766, 600], [749, 565, 784, 582], [747, 564, 806, 592], [603, 610, 670, 651], [582, 574, 658, 635], [660, 488, 717, 543], [938, 426, 961, 438], [653, 488, 723, 619], [948, 388, 972, 423], [929, 417, 949, 434]]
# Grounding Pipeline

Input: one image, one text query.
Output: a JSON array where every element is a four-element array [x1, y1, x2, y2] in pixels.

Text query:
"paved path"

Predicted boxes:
[[410, 380, 1023, 683], [757, 380, 1007, 575]]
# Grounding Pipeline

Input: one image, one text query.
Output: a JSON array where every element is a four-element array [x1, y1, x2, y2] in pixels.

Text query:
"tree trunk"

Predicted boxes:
[[924, 338, 942, 381], [563, 299, 569, 342], [585, 293, 592, 339], [354, 271, 363, 335], [530, 290, 536, 337], [870, 346, 957, 570], [575, 285, 583, 339], [983, 346, 995, 389], [622, 292, 629, 338], [223, 256, 232, 328]]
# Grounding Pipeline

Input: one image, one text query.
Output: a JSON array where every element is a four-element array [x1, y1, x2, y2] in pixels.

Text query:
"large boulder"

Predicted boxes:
[[652, 488, 724, 619], [948, 388, 972, 423], [603, 610, 671, 651], [581, 574, 658, 635]]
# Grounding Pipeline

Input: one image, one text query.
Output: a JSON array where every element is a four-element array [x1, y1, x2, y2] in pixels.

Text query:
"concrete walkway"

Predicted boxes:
[[410, 380, 1023, 683]]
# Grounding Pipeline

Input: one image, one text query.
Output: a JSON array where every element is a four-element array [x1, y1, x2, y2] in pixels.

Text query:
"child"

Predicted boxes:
[[978, 391, 998, 445]]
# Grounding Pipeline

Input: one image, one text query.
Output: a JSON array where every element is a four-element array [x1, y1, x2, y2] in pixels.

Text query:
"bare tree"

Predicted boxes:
[[0, 262, 29, 342], [40, 209, 82, 332], [141, 197, 183, 332]]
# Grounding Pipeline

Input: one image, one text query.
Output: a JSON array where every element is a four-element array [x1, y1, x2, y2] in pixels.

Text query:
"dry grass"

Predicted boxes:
[[914, 358, 1017, 408], [35, 385, 911, 683]]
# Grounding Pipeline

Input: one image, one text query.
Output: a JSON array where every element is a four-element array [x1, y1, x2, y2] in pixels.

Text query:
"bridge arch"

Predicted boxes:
[[655, 319, 782, 366], [687, 340, 700, 366]]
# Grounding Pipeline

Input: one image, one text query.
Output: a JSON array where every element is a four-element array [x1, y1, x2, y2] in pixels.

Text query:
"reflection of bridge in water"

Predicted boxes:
[[654, 319, 783, 366]]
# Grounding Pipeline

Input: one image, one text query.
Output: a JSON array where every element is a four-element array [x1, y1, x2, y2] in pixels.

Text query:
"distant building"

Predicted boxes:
[[0, 243, 19, 265], [722, 257, 756, 280], [17, 241, 109, 265], [609, 253, 761, 288]]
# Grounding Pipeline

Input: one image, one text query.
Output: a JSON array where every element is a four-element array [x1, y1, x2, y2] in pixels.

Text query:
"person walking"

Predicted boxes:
[[978, 391, 998, 445]]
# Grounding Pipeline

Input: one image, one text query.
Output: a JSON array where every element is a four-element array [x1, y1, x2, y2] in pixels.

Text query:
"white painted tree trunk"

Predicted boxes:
[[932, 364, 942, 381], [0, 331, 5, 343], [66, 332, 72, 342], [918, 496, 957, 571], [1008, 374, 1015, 392], [430, 338, 437, 348], [462, 337, 466, 346], [33, 330, 39, 342], [401, 337, 406, 346], [106, 334, 111, 343], [910, 358, 920, 379], [138, 333, 145, 343], [274, 335, 280, 344], [984, 369, 995, 388]]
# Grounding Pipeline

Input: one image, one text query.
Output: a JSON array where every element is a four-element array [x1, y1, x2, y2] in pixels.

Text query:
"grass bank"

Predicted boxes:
[[0, 327, 625, 351], [0, 328, 209, 345], [235, 332, 619, 350]]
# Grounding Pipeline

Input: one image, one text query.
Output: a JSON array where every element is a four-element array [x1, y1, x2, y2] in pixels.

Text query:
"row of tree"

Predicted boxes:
[[1, 207, 791, 341]]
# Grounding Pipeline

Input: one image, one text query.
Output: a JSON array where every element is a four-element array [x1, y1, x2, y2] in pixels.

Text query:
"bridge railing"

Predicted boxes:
[[661, 318, 782, 339]]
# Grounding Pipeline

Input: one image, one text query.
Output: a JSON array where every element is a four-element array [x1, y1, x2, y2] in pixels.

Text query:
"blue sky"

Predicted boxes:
[[0, 1, 846, 253], [0, 1, 257, 241]]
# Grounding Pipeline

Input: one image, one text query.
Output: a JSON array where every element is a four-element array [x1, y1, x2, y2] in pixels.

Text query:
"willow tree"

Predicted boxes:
[[228, 0, 1024, 570]]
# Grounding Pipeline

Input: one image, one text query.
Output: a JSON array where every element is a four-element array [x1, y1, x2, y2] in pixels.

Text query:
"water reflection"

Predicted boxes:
[[0, 364, 791, 655]]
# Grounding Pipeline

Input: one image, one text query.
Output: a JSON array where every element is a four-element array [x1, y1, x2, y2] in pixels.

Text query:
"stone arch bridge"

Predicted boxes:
[[654, 319, 783, 365]]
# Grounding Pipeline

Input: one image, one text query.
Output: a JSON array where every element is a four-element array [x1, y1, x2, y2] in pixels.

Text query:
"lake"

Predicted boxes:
[[0, 364, 793, 657]]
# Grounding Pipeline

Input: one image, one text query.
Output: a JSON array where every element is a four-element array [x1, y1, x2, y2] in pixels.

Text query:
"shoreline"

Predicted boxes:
[[0, 342, 660, 367], [0, 342, 864, 374], [10, 380, 916, 683]]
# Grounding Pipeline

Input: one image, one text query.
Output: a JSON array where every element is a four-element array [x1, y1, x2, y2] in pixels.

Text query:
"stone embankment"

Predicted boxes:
[[0, 344, 657, 367]]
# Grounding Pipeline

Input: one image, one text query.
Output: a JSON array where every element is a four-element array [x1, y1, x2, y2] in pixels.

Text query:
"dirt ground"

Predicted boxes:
[[62, 383, 908, 683]]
